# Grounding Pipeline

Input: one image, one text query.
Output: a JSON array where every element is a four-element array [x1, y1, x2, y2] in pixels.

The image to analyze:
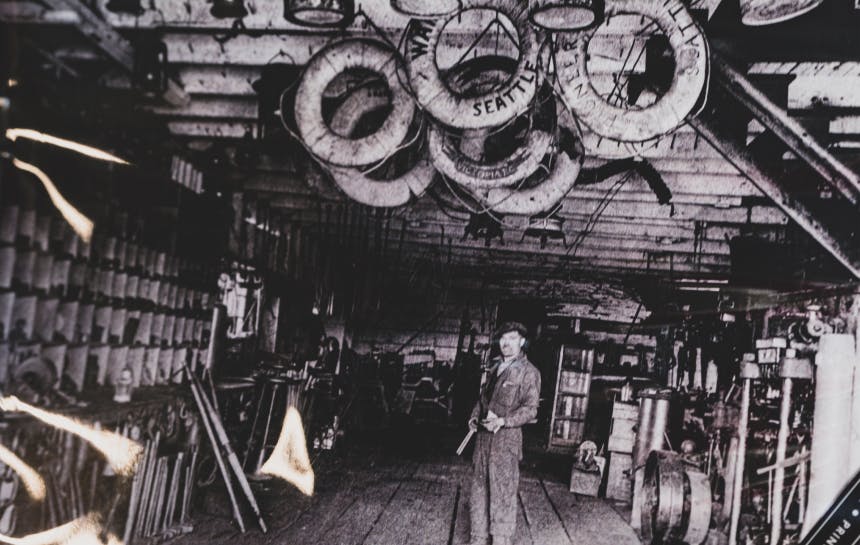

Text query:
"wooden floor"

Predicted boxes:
[[175, 457, 642, 545]]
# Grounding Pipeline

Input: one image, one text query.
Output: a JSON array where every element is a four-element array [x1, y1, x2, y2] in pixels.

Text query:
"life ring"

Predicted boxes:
[[479, 105, 584, 215], [321, 73, 432, 208], [390, 0, 459, 18], [554, 0, 709, 142], [483, 145, 581, 215], [403, 0, 542, 130], [294, 38, 415, 167], [324, 159, 435, 207], [328, 82, 392, 138], [430, 126, 554, 190], [429, 55, 557, 189]]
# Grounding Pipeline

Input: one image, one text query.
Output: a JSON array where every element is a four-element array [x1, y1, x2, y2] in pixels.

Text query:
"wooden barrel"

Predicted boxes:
[[640, 451, 712, 545]]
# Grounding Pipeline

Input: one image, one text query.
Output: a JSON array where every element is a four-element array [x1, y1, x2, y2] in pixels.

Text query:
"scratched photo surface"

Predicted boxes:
[[0, 1, 859, 545]]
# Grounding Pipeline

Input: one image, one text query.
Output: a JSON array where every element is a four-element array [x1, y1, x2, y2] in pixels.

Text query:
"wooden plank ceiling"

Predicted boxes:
[[2, 0, 859, 287]]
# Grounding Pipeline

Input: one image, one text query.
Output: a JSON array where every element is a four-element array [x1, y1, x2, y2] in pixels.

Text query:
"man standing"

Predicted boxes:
[[468, 322, 541, 545]]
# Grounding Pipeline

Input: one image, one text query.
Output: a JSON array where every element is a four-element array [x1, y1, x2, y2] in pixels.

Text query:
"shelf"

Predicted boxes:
[[558, 390, 588, 396], [553, 416, 585, 421]]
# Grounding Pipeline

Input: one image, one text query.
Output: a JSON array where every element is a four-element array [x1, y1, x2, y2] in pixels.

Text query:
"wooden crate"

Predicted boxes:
[[606, 452, 633, 502]]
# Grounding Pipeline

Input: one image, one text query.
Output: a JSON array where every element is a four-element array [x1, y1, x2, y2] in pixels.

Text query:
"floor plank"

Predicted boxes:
[[543, 482, 641, 545], [513, 494, 534, 545], [310, 463, 418, 545], [519, 479, 570, 545], [451, 485, 470, 545]]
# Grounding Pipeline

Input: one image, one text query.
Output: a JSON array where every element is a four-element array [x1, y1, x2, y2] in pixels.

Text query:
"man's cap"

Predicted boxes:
[[496, 321, 528, 338]]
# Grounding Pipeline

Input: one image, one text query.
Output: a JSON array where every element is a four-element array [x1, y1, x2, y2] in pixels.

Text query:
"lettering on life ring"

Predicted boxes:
[[554, 0, 709, 143], [294, 39, 415, 167], [484, 145, 582, 215], [428, 55, 557, 189], [404, 0, 542, 130]]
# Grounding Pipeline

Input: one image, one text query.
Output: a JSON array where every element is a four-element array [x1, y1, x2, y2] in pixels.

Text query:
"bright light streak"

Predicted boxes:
[[11, 159, 94, 243], [0, 513, 122, 545], [258, 407, 315, 496], [0, 396, 142, 476], [5, 129, 130, 165], [0, 443, 45, 501]]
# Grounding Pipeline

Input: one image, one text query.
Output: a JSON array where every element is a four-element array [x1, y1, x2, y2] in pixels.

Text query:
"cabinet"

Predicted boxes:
[[548, 344, 594, 450]]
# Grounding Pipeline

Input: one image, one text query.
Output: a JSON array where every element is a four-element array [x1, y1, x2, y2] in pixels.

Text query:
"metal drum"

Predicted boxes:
[[641, 451, 712, 545]]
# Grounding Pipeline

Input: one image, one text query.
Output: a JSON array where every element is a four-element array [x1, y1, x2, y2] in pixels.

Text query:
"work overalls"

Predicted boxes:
[[469, 354, 541, 544]]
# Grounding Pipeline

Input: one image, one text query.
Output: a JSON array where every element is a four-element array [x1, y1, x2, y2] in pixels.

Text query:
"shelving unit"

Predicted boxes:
[[548, 344, 595, 450]]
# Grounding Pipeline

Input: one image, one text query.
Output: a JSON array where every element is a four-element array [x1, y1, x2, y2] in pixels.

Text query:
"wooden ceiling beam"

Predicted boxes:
[[38, 0, 190, 107], [714, 54, 860, 206], [689, 116, 860, 278]]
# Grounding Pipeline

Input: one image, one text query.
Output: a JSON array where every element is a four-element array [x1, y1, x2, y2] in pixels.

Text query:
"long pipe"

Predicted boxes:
[[187, 363, 268, 533], [713, 54, 860, 207], [772, 377, 793, 545], [730, 378, 752, 545], [688, 117, 860, 279], [187, 368, 247, 533]]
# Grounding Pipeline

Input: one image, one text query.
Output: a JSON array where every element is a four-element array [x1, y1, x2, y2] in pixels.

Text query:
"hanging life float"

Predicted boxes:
[[294, 39, 432, 207], [479, 108, 584, 216], [553, 0, 709, 143], [428, 55, 557, 191], [294, 38, 417, 168], [403, 0, 543, 130]]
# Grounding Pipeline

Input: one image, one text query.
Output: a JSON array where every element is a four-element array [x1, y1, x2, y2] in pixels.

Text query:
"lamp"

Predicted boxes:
[[284, 0, 354, 27], [522, 211, 565, 249], [740, 0, 823, 25], [390, 0, 458, 18], [529, 0, 604, 31], [462, 213, 504, 247], [105, 0, 144, 16], [210, 0, 247, 19]]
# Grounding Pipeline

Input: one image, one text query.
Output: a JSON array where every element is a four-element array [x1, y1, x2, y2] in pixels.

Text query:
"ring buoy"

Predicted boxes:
[[478, 105, 584, 215], [294, 39, 415, 167], [325, 159, 435, 207], [320, 69, 431, 207], [403, 0, 542, 130], [390, 0, 459, 18], [554, 0, 709, 142], [328, 82, 392, 137], [483, 146, 581, 215], [429, 55, 557, 189], [429, 126, 554, 189]]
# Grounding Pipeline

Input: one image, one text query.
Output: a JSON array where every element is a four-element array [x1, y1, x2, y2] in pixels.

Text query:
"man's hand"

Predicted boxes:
[[481, 412, 505, 433], [468, 417, 478, 432]]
